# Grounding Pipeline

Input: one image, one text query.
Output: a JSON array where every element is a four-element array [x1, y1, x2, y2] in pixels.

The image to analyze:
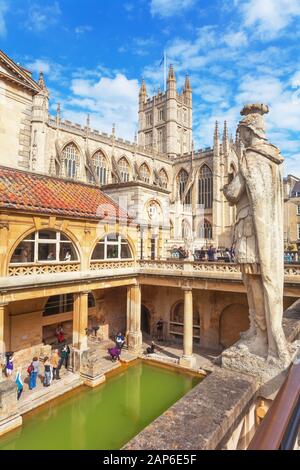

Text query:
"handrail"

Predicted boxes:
[[248, 358, 300, 450]]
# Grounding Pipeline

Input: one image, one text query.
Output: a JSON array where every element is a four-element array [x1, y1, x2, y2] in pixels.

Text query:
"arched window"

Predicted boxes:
[[198, 165, 212, 208], [159, 169, 168, 189], [178, 169, 191, 205], [199, 220, 212, 239], [170, 220, 174, 239], [182, 220, 191, 240], [140, 163, 150, 183], [92, 234, 132, 260], [93, 151, 108, 185], [119, 157, 130, 182], [10, 231, 78, 264], [170, 301, 200, 342], [62, 143, 79, 179]]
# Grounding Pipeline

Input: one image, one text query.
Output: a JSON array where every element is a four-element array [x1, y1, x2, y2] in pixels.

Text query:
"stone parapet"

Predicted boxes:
[[124, 367, 257, 450]]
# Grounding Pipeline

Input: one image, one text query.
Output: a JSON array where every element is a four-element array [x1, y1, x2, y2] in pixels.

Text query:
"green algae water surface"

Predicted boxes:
[[0, 361, 201, 450]]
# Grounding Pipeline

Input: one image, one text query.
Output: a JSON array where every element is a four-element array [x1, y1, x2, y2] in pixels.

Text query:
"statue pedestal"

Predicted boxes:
[[220, 340, 300, 398]]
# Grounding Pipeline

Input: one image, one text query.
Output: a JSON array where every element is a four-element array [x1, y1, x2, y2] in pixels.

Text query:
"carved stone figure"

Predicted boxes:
[[223, 103, 290, 367]]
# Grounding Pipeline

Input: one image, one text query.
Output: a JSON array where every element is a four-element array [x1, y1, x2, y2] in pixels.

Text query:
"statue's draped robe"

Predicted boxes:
[[224, 141, 288, 360]]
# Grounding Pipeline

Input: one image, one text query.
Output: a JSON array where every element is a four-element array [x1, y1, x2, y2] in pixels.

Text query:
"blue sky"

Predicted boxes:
[[1, 0, 300, 176]]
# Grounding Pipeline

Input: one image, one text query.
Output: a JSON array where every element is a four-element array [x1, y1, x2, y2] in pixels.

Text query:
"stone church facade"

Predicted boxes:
[[0, 49, 251, 257]]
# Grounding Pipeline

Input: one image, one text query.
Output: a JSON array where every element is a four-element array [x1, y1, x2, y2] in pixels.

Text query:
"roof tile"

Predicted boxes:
[[0, 166, 129, 221]]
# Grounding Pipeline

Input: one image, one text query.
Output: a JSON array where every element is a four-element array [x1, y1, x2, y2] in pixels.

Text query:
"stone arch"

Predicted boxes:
[[7, 228, 82, 274], [139, 161, 152, 183], [89, 231, 136, 262], [91, 148, 110, 185], [219, 303, 249, 348], [61, 140, 82, 179], [118, 156, 132, 182], [158, 167, 168, 188], [169, 299, 200, 343], [198, 163, 213, 209]]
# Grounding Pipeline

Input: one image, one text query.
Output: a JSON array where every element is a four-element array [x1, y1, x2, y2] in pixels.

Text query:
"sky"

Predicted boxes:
[[1, 0, 300, 176]]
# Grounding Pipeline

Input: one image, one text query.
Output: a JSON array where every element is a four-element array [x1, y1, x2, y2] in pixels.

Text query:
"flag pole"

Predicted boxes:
[[164, 50, 167, 92]]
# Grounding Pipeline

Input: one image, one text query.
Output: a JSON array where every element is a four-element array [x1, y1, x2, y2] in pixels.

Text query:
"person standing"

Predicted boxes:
[[43, 357, 51, 387], [59, 344, 70, 370], [5, 353, 14, 378], [156, 319, 163, 341], [115, 332, 125, 350], [50, 349, 60, 380], [29, 356, 39, 390], [15, 368, 23, 400]]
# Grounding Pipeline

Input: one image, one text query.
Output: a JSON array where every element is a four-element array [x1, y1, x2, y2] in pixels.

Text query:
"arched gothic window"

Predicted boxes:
[[10, 230, 78, 264], [178, 169, 191, 205], [199, 220, 212, 239], [93, 151, 108, 185], [91, 234, 132, 260], [159, 169, 168, 189], [62, 143, 79, 179], [119, 158, 130, 182], [182, 220, 191, 240], [198, 165, 212, 209], [140, 163, 150, 183]]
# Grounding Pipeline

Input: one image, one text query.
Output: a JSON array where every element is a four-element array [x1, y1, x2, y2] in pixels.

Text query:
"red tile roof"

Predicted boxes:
[[0, 166, 129, 221]]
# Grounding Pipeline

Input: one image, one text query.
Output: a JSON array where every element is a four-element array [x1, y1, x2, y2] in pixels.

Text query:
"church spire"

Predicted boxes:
[[167, 64, 176, 82], [38, 71, 47, 91], [139, 79, 147, 96], [214, 121, 220, 158], [222, 120, 229, 155], [184, 74, 191, 91]]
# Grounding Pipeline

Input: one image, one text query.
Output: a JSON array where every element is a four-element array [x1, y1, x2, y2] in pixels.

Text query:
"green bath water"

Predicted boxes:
[[0, 361, 201, 450]]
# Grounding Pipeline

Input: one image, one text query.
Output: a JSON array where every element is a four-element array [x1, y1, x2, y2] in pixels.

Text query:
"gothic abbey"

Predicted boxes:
[[0, 49, 244, 255]]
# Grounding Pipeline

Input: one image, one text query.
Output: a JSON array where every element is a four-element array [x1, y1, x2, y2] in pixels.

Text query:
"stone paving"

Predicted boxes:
[[141, 337, 219, 373]]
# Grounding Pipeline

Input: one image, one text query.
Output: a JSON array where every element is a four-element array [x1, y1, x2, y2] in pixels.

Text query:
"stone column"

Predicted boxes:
[[73, 291, 89, 351], [126, 284, 142, 353], [0, 303, 8, 356], [179, 287, 197, 369]]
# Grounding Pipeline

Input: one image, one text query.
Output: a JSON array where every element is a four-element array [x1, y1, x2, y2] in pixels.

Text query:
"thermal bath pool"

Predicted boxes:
[[0, 361, 201, 450]]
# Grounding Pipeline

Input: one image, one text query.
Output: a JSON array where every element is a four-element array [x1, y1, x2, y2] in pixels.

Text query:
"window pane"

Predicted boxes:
[[23, 233, 35, 241], [38, 231, 56, 240], [107, 244, 119, 259], [38, 244, 57, 261], [92, 244, 104, 260], [60, 234, 69, 241], [59, 243, 78, 261], [107, 233, 118, 241], [121, 244, 131, 259], [10, 242, 34, 263]]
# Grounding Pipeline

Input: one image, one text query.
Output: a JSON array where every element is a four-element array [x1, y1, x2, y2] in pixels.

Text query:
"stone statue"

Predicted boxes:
[[222, 103, 290, 367]]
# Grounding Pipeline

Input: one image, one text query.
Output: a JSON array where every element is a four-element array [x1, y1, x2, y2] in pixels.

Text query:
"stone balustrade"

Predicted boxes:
[[5, 260, 300, 285], [8, 261, 80, 277]]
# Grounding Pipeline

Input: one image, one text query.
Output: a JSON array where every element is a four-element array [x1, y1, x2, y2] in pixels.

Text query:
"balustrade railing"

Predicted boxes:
[[6, 259, 300, 283], [89, 260, 136, 271], [8, 262, 80, 277]]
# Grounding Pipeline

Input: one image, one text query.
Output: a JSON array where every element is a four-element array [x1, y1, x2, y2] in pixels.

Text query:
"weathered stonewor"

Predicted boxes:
[[221, 103, 300, 397], [79, 347, 111, 387], [0, 380, 22, 437]]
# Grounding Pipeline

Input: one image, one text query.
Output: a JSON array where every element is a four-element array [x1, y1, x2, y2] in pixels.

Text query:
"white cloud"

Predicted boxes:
[[238, 0, 300, 38], [0, 0, 8, 37], [64, 74, 139, 140], [223, 31, 248, 48], [75, 25, 93, 34], [26, 1, 61, 32], [25, 58, 64, 82], [150, 0, 195, 17]]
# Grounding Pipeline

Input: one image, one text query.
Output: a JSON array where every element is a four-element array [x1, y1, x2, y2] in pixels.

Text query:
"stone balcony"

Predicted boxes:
[[1, 260, 300, 291]]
